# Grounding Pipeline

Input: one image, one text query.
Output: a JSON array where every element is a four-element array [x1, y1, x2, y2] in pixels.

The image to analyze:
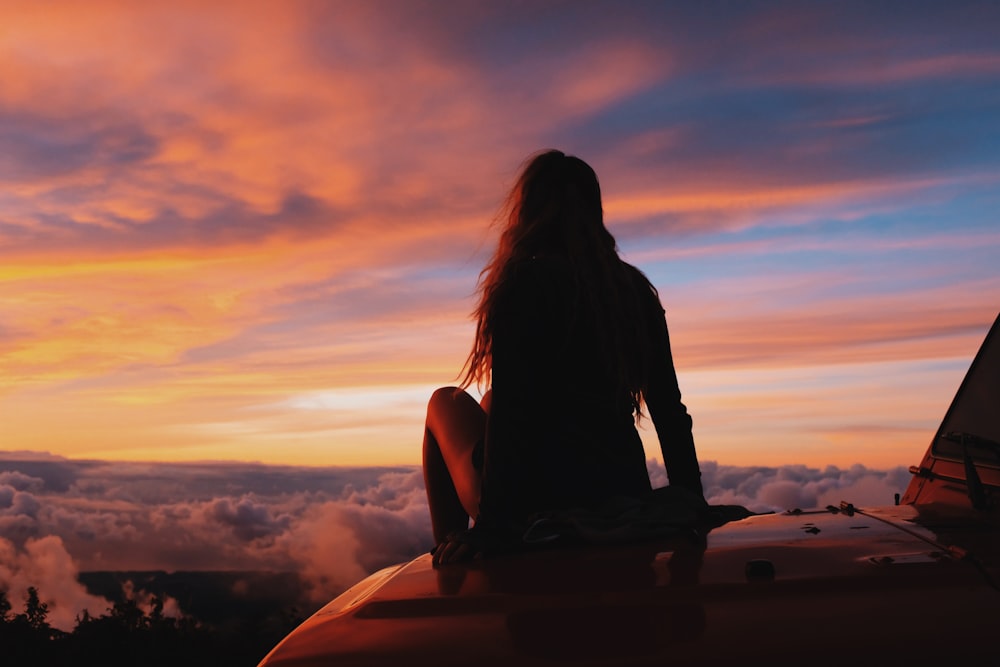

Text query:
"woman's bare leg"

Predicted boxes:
[[423, 427, 468, 544], [423, 387, 488, 543]]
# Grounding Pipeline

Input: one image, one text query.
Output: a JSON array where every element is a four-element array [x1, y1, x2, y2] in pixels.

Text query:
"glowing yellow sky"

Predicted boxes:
[[2, 1, 999, 469]]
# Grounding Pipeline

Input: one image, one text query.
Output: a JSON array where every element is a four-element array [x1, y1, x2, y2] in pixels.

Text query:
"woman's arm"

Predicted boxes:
[[644, 298, 704, 499]]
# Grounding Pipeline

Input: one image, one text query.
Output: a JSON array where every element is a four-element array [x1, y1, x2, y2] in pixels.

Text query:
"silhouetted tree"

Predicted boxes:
[[0, 588, 12, 622], [0, 586, 60, 665], [150, 594, 165, 623], [24, 586, 51, 633], [109, 596, 147, 632]]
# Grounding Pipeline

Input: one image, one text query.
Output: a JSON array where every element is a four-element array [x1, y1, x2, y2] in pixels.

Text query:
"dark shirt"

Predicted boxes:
[[477, 256, 702, 526]]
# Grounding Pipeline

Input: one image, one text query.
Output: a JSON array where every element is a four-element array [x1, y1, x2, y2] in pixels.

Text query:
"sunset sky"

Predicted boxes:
[[3, 0, 999, 470]]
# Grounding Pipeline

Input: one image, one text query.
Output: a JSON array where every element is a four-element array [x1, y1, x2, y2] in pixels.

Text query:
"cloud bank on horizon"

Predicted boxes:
[[1, 1, 999, 468], [0, 453, 912, 629]]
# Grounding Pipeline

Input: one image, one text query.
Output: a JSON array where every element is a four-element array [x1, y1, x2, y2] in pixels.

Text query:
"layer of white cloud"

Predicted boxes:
[[0, 452, 916, 629]]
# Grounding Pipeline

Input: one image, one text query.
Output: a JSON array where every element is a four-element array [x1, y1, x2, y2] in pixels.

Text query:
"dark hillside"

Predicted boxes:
[[1, 571, 318, 667]]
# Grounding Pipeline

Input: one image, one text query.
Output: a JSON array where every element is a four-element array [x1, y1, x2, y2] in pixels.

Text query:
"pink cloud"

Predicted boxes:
[[759, 53, 1000, 88]]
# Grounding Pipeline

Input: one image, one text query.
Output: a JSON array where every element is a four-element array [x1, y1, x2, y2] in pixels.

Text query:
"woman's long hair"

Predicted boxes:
[[461, 149, 660, 415]]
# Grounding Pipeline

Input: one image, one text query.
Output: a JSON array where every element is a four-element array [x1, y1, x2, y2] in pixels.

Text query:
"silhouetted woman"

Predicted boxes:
[[423, 150, 703, 562]]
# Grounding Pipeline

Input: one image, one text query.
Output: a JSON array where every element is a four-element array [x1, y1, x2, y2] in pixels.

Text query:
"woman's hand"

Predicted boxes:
[[431, 526, 497, 566], [431, 537, 477, 566]]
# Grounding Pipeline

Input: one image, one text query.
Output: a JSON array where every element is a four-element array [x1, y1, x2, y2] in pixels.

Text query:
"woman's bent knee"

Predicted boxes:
[[427, 386, 478, 420], [428, 386, 461, 408]]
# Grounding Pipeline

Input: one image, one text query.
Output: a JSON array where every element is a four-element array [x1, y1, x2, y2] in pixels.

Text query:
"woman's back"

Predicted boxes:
[[478, 255, 662, 523]]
